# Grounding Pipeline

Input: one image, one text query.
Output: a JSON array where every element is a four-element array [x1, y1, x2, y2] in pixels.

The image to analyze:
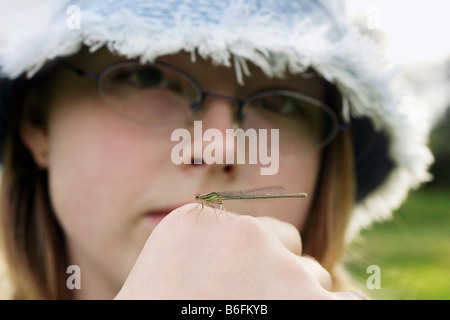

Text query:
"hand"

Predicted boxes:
[[115, 204, 366, 299]]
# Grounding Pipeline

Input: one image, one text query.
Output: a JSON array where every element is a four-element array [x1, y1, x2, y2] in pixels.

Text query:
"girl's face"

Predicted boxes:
[[23, 50, 328, 298]]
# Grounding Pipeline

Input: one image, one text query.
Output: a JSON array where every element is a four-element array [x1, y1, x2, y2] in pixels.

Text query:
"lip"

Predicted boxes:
[[144, 204, 188, 225]]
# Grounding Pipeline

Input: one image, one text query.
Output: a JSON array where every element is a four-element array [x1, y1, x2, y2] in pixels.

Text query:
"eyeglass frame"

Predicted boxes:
[[61, 59, 348, 151]]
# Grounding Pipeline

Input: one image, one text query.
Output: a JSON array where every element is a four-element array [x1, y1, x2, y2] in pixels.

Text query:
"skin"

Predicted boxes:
[[20, 49, 364, 299]]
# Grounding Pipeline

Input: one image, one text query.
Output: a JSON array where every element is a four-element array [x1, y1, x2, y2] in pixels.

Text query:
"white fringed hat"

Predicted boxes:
[[0, 0, 441, 241]]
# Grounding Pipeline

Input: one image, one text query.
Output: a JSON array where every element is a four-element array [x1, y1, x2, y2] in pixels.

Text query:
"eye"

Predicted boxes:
[[112, 66, 171, 89], [252, 95, 302, 115]]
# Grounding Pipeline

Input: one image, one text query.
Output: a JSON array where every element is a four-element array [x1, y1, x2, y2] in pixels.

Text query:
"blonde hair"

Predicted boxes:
[[302, 83, 356, 290], [0, 65, 355, 299], [302, 128, 355, 290]]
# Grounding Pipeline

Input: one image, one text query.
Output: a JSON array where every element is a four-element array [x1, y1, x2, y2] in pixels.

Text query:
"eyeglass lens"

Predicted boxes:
[[98, 61, 339, 152]]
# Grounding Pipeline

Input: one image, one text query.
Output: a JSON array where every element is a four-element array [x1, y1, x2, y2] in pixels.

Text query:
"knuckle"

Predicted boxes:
[[310, 289, 337, 300], [226, 215, 269, 244], [335, 290, 370, 300], [297, 256, 333, 290], [279, 221, 302, 254], [256, 216, 302, 255], [306, 287, 368, 300]]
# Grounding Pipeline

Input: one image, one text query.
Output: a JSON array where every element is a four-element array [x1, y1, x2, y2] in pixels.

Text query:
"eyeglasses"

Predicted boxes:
[[64, 59, 344, 152]]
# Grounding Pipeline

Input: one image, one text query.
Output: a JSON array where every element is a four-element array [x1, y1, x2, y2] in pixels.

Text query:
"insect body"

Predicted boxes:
[[192, 185, 307, 221]]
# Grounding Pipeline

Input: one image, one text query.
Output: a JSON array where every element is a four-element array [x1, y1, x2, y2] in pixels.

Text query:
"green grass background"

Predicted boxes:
[[344, 187, 450, 300]]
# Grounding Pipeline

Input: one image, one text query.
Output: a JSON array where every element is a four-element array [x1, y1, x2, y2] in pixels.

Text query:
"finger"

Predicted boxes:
[[332, 290, 369, 300], [255, 216, 302, 256], [178, 205, 303, 255], [298, 255, 333, 291]]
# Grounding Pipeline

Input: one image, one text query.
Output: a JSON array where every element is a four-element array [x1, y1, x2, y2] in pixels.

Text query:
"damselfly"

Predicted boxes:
[[192, 185, 307, 220]]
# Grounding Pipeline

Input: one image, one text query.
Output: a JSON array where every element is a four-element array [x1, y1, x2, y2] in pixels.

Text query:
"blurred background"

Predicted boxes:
[[343, 0, 450, 300]]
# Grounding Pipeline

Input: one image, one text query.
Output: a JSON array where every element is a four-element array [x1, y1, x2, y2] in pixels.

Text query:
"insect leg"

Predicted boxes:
[[223, 204, 229, 220], [188, 202, 200, 213], [194, 201, 205, 220]]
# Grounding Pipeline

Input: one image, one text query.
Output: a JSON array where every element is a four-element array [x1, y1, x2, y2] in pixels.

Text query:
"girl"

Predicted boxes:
[[0, 0, 436, 299]]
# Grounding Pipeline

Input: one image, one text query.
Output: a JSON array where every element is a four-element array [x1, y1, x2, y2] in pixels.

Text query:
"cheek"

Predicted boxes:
[[227, 151, 320, 229], [267, 151, 320, 228], [46, 102, 171, 240], [278, 151, 321, 194]]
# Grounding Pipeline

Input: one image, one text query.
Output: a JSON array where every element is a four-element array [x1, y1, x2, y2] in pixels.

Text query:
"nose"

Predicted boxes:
[[189, 92, 242, 172], [195, 92, 244, 133]]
